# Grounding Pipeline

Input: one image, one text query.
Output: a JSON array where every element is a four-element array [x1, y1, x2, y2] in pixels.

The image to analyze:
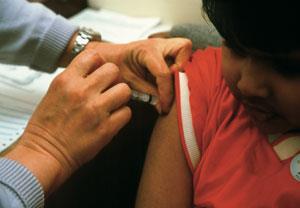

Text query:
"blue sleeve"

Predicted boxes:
[[0, 158, 44, 208], [0, 0, 78, 72], [0, 185, 25, 208]]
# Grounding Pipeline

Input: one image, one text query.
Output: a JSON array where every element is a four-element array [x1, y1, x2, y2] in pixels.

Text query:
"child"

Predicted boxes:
[[135, 1, 300, 207]]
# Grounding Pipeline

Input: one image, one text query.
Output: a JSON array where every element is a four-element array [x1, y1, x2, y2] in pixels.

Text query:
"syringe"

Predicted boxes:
[[131, 89, 158, 106]]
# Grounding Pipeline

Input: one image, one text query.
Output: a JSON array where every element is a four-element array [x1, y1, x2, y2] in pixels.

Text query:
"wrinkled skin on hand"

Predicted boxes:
[[86, 38, 192, 113], [5, 50, 132, 194]]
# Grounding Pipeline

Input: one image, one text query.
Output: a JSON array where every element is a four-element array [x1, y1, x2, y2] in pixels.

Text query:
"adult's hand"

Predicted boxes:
[[5, 50, 132, 195], [85, 38, 192, 113]]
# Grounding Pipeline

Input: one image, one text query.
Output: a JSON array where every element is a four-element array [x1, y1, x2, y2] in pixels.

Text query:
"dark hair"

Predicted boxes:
[[202, 1, 300, 56]]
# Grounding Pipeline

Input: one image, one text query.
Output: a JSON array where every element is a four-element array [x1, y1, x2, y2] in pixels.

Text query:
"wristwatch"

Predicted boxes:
[[72, 27, 102, 55]]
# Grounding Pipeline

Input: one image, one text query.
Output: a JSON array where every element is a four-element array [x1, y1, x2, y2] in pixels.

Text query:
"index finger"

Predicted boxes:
[[167, 38, 193, 72], [65, 50, 104, 77]]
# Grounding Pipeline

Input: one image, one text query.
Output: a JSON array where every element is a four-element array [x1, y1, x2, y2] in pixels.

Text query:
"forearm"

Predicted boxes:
[[0, 0, 77, 72]]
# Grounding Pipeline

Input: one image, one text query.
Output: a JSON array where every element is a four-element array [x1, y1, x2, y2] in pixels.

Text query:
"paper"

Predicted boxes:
[[70, 8, 164, 43], [0, 64, 62, 152]]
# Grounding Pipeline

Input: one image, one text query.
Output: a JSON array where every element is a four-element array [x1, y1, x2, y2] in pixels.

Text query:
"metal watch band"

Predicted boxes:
[[71, 27, 101, 55]]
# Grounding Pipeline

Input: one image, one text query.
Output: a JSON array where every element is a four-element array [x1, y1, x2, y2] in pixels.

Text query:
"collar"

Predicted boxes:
[[269, 132, 300, 160]]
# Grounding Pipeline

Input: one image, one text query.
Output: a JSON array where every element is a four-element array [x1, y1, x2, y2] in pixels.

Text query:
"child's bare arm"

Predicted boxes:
[[135, 103, 193, 208]]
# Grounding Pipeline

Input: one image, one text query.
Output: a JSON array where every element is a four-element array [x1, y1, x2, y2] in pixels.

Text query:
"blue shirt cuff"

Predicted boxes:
[[30, 15, 78, 72], [0, 158, 44, 208]]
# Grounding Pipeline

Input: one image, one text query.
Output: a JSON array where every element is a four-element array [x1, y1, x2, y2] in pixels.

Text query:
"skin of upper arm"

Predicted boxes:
[[135, 102, 193, 208]]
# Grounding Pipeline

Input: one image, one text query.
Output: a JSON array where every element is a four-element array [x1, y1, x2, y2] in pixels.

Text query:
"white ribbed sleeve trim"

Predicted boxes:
[[178, 72, 200, 170], [0, 158, 44, 208]]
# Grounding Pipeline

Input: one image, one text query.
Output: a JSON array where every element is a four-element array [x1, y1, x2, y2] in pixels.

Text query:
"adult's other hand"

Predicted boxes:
[[86, 38, 192, 113]]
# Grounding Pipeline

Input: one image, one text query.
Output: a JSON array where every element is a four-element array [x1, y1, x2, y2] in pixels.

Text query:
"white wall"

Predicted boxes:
[[88, 0, 206, 25]]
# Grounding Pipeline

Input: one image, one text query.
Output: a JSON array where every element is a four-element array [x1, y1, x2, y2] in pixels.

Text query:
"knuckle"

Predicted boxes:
[[146, 38, 156, 46], [84, 102, 106, 125], [101, 63, 120, 77], [184, 40, 193, 50], [102, 62, 119, 72], [119, 82, 131, 91], [72, 50, 104, 72], [158, 70, 172, 79], [68, 89, 86, 103], [123, 106, 132, 120], [122, 70, 136, 82], [138, 47, 150, 58], [179, 38, 193, 51], [118, 83, 131, 97], [50, 73, 69, 90], [85, 102, 98, 117], [78, 50, 99, 63], [49, 74, 88, 104], [86, 50, 99, 59], [183, 38, 193, 46], [97, 122, 112, 138], [171, 38, 192, 48]]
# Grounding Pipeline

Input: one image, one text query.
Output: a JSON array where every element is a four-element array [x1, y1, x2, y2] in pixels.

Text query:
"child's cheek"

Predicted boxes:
[[221, 57, 241, 90]]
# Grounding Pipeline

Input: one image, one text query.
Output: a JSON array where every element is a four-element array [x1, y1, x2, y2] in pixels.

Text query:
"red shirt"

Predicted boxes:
[[175, 47, 300, 208]]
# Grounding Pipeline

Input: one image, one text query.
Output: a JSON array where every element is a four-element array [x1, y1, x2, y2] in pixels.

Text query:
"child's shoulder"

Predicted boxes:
[[184, 47, 223, 93], [186, 47, 222, 76], [191, 47, 222, 63], [192, 47, 222, 59]]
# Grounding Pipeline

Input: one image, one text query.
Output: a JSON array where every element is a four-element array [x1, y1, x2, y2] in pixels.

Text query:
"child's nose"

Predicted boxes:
[[237, 72, 270, 98]]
